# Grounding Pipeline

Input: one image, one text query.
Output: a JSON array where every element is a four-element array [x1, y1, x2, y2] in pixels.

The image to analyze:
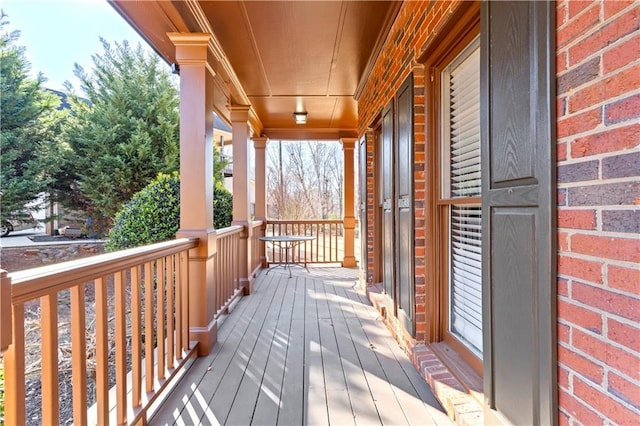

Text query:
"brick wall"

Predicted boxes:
[[556, 1, 639, 423], [358, 0, 462, 345], [364, 128, 376, 282]]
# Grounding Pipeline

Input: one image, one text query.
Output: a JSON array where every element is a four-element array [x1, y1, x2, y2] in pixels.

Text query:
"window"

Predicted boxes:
[[440, 38, 482, 358], [423, 0, 481, 373]]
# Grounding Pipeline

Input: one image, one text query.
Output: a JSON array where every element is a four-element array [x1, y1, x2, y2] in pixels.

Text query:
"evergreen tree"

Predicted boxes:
[[64, 38, 180, 224], [0, 14, 58, 220]]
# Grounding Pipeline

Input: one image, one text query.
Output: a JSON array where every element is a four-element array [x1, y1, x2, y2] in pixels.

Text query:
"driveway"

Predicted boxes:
[[0, 229, 46, 248]]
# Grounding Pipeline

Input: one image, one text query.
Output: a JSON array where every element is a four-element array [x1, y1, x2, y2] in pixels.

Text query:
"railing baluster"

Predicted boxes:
[[131, 266, 142, 408], [315, 224, 319, 262], [213, 238, 224, 312], [330, 223, 334, 262], [234, 233, 239, 291], [115, 270, 127, 424], [323, 224, 327, 261], [224, 235, 229, 300], [167, 254, 175, 370], [95, 276, 109, 425], [4, 304, 26, 425], [145, 261, 154, 393], [157, 257, 166, 380], [180, 251, 190, 352], [41, 292, 59, 425], [298, 223, 301, 262], [71, 283, 88, 424], [175, 253, 183, 358]]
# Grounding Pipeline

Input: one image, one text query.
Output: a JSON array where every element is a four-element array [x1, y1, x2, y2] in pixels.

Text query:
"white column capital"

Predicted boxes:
[[230, 105, 251, 122], [167, 33, 215, 75], [340, 137, 357, 150], [252, 136, 269, 149]]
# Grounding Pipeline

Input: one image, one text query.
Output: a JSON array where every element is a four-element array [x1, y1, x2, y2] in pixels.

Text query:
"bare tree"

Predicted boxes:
[[266, 141, 342, 220]]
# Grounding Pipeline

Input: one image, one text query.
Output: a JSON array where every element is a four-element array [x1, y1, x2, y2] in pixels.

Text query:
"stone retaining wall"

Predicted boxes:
[[0, 243, 105, 272]]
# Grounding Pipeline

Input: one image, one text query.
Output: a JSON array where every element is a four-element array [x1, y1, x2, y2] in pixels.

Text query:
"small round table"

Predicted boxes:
[[259, 235, 315, 278]]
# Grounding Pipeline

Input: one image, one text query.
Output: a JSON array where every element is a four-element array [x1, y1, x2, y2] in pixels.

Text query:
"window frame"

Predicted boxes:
[[423, 4, 482, 374], [440, 37, 482, 360]]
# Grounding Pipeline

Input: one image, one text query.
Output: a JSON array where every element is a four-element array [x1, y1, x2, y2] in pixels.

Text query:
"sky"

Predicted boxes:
[[2, 0, 151, 92]]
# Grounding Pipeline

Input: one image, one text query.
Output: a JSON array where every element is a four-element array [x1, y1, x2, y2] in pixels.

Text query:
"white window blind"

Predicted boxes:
[[442, 37, 483, 356], [450, 206, 482, 355], [448, 40, 481, 198]]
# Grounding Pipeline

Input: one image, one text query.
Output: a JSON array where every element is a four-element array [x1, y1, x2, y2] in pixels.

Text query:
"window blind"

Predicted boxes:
[[450, 206, 483, 355], [443, 38, 483, 356], [449, 43, 481, 198]]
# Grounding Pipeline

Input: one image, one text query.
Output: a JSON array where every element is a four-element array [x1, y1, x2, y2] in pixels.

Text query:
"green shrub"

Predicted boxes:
[[106, 173, 233, 251], [214, 182, 233, 230]]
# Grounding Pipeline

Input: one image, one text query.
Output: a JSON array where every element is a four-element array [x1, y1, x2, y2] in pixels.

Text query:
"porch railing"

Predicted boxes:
[[250, 220, 265, 272], [213, 225, 242, 317], [1, 238, 201, 425], [265, 219, 344, 264]]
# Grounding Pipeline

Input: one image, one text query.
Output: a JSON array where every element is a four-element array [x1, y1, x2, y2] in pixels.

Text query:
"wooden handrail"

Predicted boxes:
[[10, 238, 198, 304], [215, 224, 243, 238]]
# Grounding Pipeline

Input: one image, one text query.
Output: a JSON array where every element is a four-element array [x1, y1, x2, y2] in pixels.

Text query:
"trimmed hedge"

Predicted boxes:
[[106, 172, 233, 251]]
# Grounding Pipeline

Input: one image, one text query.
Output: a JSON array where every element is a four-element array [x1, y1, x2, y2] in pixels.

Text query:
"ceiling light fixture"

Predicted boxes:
[[293, 111, 308, 124]]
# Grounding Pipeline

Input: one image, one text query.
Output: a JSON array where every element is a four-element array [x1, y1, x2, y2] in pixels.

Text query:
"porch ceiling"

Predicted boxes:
[[109, 0, 400, 140]]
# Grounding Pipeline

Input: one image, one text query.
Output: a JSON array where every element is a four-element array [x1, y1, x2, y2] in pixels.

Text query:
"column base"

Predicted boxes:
[[240, 277, 254, 295], [189, 318, 218, 356], [342, 256, 358, 268]]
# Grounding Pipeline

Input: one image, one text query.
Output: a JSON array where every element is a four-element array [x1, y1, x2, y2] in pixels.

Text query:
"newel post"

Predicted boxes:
[[253, 136, 269, 268], [341, 138, 358, 267], [168, 32, 218, 356]]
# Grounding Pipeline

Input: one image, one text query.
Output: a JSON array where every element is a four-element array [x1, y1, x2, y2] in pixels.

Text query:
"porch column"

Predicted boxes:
[[341, 138, 357, 267], [168, 33, 218, 355], [253, 136, 269, 268], [231, 106, 254, 293]]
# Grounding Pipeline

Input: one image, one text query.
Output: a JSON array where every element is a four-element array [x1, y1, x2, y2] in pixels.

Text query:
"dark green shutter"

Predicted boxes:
[[359, 137, 368, 276], [481, 1, 557, 424], [381, 100, 395, 299], [395, 74, 415, 335]]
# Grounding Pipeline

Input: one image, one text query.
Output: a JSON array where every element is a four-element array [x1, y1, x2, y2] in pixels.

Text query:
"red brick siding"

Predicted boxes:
[[557, 1, 640, 423], [358, 0, 463, 345], [364, 127, 376, 281]]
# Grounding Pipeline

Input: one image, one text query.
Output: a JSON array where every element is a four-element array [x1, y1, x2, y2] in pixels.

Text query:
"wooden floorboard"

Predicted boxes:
[[152, 267, 450, 426]]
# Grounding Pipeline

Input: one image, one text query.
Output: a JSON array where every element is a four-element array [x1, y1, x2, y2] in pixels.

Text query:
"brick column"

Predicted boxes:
[[253, 136, 269, 268], [230, 106, 254, 293], [341, 138, 357, 267], [168, 33, 218, 355]]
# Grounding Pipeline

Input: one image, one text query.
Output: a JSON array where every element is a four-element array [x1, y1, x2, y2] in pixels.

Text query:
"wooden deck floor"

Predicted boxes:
[[152, 267, 451, 426]]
